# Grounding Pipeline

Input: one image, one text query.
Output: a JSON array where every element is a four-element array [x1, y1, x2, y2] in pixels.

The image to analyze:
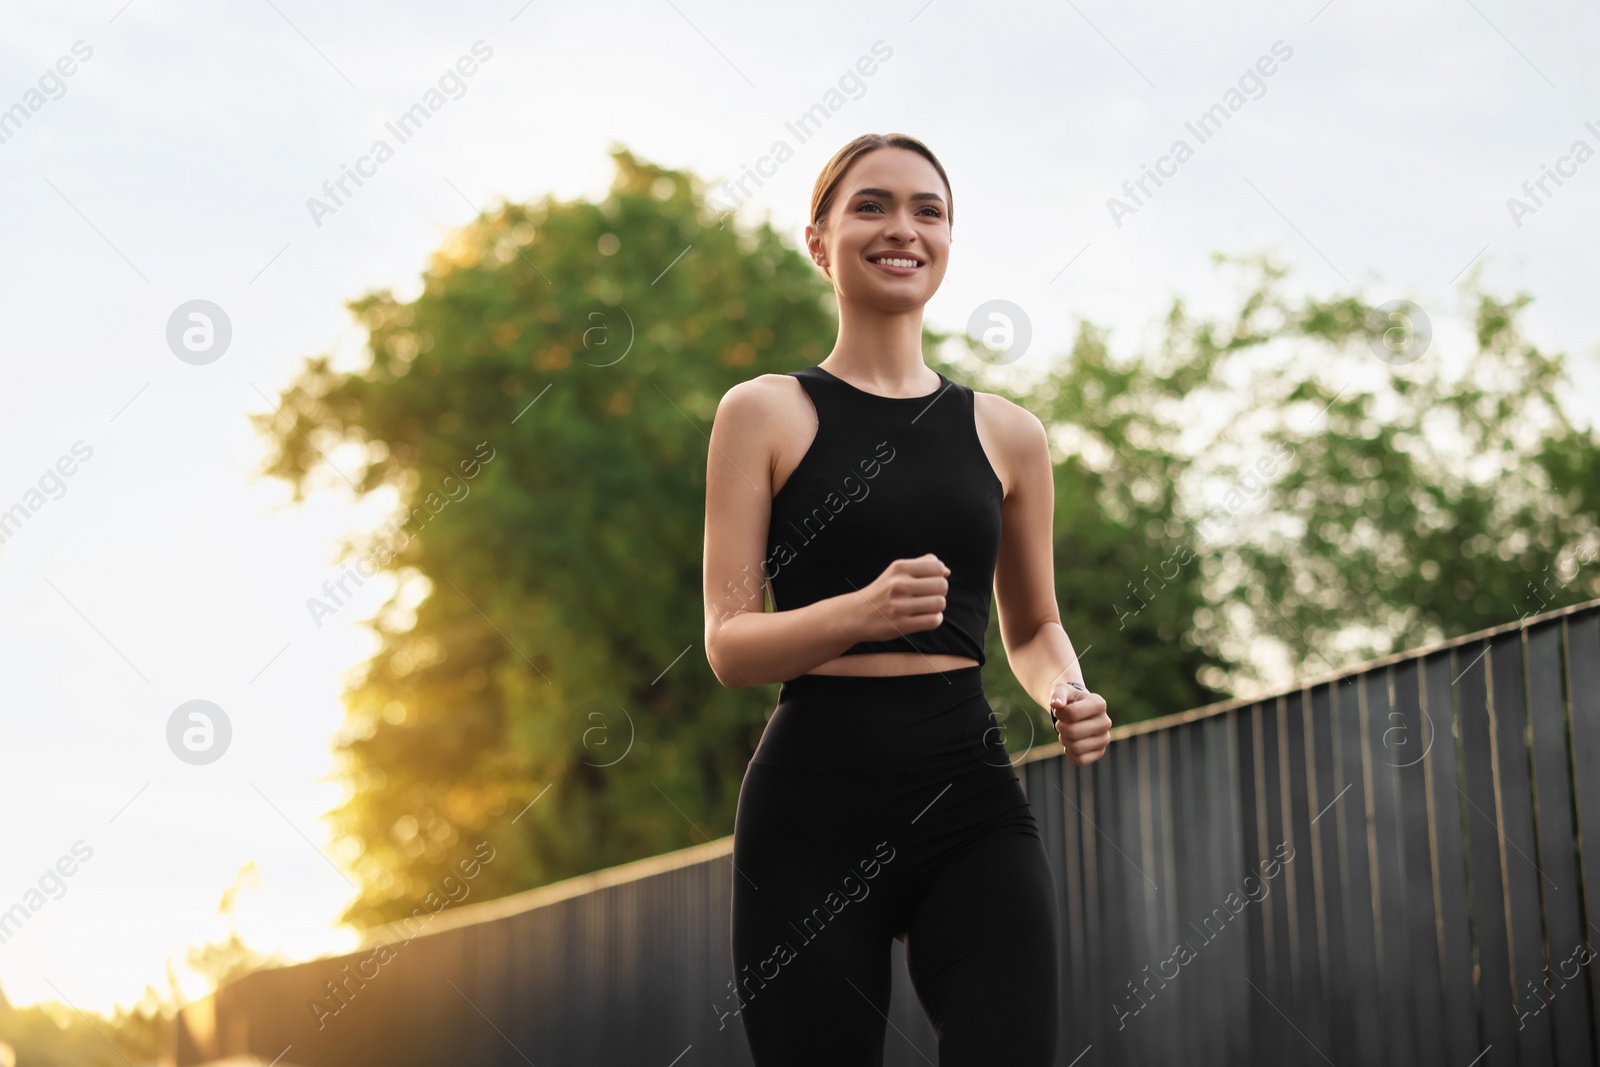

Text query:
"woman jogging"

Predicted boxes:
[[703, 132, 1112, 1065]]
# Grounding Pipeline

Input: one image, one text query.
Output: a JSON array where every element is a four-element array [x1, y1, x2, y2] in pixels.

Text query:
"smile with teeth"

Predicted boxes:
[[869, 256, 923, 268]]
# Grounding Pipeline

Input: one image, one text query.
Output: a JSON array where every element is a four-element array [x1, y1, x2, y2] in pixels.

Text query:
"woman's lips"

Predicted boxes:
[[866, 256, 924, 276]]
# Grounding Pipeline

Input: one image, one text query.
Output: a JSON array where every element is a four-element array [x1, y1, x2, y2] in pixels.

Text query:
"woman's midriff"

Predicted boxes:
[[799, 652, 980, 677]]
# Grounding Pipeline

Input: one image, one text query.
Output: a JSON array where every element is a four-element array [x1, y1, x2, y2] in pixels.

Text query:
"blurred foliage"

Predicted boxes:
[[0, 982, 166, 1067], [1014, 253, 1600, 694], [254, 147, 1600, 928], [0, 867, 289, 1066]]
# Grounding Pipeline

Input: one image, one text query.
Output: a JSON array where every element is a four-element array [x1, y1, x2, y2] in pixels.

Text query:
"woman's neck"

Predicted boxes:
[[822, 298, 931, 388]]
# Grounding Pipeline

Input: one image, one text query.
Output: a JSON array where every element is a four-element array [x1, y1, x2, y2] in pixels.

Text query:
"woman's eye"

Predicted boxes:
[[854, 201, 941, 218]]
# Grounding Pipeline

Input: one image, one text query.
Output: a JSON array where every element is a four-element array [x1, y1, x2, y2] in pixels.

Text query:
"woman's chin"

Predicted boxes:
[[841, 281, 938, 313]]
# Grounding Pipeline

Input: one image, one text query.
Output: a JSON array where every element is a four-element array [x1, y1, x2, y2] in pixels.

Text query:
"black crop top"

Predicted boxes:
[[765, 364, 1004, 666]]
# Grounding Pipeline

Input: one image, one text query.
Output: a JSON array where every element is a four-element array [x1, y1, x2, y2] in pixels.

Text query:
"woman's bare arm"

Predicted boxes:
[[703, 379, 865, 688], [703, 378, 948, 689], [987, 395, 1112, 765]]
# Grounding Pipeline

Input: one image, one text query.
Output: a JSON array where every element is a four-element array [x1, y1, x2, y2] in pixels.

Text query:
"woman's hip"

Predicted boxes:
[[732, 753, 1039, 880]]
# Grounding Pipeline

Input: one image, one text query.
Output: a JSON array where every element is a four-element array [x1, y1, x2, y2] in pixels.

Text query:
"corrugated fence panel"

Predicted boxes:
[[1392, 657, 1448, 1067], [1236, 701, 1270, 1061], [1366, 666, 1416, 1066], [1335, 673, 1386, 1066], [1567, 613, 1600, 1063], [1215, 711, 1251, 1067], [1424, 646, 1483, 1067], [1459, 638, 1520, 1065], [1307, 678, 1358, 1067], [170, 600, 1600, 1067], [1492, 632, 1557, 1067], [1526, 619, 1592, 1066]]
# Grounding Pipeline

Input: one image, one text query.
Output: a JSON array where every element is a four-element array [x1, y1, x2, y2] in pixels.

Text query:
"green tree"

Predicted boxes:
[[1010, 253, 1600, 699], [256, 148, 846, 926], [944, 315, 1229, 739]]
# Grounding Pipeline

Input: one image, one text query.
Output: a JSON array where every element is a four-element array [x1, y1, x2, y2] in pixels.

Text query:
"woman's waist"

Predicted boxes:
[[755, 665, 1009, 773]]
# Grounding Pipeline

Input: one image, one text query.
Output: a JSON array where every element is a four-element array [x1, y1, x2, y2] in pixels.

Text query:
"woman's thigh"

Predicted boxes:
[[729, 760, 905, 1065], [901, 827, 1060, 1066]]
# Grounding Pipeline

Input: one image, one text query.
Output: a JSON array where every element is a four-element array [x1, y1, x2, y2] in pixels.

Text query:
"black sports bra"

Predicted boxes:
[[765, 364, 1004, 666]]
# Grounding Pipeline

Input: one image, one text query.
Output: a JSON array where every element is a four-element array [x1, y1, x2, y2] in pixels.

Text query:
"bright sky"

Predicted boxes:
[[1, 0, 1597, 1017]]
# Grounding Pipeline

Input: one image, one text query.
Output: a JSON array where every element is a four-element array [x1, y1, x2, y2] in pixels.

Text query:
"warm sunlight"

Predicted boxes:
[[4, 2, 1599, 1066]]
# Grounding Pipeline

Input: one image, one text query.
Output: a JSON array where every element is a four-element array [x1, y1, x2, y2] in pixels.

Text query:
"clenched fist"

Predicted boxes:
[[855, 553, 949, 643], [1050, 682, 1111, 767]]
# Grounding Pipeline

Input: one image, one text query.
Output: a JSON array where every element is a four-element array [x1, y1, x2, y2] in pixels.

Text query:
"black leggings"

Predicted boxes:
[[727, 666, 1059, 1064]]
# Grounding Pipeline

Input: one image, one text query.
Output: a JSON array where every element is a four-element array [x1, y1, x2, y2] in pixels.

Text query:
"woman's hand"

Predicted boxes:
[[1050, 683, 1111, 767], [854, 553, 949, 642]]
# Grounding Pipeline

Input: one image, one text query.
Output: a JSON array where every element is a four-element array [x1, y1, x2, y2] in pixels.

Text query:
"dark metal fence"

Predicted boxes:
[[171, 598, 1600, 1066]]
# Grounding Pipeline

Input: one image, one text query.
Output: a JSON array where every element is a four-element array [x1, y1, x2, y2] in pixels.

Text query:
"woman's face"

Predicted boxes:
[[806, 147, 951, 312]]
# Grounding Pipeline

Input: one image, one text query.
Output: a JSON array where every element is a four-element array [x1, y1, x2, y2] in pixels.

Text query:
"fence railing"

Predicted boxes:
[[171, 598, 1600, 1067]]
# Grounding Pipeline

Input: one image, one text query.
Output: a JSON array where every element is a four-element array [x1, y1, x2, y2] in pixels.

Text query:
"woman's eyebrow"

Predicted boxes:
[[851, 187, 946, 204]]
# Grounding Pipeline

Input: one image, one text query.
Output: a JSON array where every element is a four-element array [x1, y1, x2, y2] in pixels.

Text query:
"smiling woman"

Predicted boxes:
[[704, 132, 1111, 1065]]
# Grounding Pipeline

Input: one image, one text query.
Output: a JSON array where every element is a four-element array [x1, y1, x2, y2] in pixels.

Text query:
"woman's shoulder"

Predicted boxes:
[[711, 373, 816, 459], [715, 371, 808, 423], [971, 387, 1048, 494], [971, 387, 1045, 444]]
